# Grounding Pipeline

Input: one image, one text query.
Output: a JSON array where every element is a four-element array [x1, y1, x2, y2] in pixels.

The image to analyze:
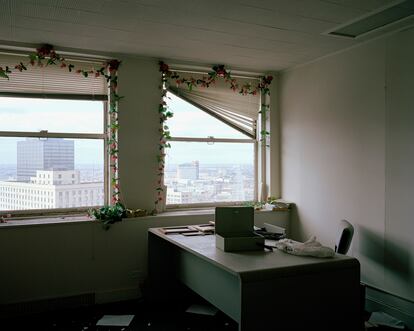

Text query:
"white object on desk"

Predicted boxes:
[[275, 236, 335, 257]]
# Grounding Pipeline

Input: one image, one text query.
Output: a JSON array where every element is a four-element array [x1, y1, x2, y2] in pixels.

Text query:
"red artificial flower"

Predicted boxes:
[[36, 44, 54, 57], [212, 64, 228, 78], [106, 59, 121, 72], [14, 63, 25, 72], [159, 61, 169, 73], [60, 63, 67, 68], [263, 76, 273, 85]]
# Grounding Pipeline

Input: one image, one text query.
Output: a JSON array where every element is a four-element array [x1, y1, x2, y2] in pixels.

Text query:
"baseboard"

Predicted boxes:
[[0, 293, 95, 318], [0, 286, 142, 318], [365, 286, 414, 330]]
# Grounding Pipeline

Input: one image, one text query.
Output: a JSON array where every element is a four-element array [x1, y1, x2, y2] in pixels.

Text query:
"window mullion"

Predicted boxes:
[[169, 136, 255, 143], [0, 131, 105, 139]]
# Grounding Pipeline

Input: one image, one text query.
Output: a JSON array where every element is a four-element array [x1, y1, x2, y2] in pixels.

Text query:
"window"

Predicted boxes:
[[164, 92, 257, 207], [0, 97, 106, 214], [0, 52, 108, 216]]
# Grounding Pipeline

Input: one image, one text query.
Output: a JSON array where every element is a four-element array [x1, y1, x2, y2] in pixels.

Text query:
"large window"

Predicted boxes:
[[164, 92, 256, 207], [0, 97, 106, 213]]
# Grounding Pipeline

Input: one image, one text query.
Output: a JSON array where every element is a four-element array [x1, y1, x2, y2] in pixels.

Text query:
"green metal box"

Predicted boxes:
[[215, 206, 264, 252]]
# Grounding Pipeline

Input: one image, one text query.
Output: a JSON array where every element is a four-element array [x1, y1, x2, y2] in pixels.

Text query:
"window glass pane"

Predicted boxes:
[[166, 92, 250, 139], [165, 141, 255, 204], [0, 137, 104, 211], [0, 97, 104, 134]]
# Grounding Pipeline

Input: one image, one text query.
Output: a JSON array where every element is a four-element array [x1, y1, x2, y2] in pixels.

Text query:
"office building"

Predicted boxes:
[[166, 190, 192, 205], [17, 139, 74, 181], [0, 170, 104, 210], [177, 161, 199, 180]]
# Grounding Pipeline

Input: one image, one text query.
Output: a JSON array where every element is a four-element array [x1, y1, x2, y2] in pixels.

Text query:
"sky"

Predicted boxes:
[[165, 93, 254, 165], [0, 94, 254, 166], [0, 97, 103, 165]]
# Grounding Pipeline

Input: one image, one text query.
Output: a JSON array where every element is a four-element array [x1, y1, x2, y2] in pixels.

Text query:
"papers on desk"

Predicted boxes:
[[274, 236, 335, 258], [158, 224, 214, 236]]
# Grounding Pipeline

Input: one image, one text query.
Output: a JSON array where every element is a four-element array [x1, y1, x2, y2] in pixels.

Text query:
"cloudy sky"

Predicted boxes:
[[0, 94, 254, 166]]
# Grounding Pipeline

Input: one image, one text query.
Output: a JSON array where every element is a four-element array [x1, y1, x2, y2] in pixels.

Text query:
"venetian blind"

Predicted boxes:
[[0, 53, 107, 99], [167, 73, 260, 138]]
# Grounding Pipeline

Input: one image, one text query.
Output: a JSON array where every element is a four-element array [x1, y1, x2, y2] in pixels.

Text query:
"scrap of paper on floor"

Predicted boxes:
[[96, 315, 135, 326]]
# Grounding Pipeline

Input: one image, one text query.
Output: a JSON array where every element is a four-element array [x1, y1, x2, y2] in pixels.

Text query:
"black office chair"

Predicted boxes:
[[335, 220, 366, 330], [335, 219, 354, 255]]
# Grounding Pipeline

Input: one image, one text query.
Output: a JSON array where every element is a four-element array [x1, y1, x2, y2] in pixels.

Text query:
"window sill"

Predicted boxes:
[[0, 207, 290, 228], [0, 215, 91, 228], [156, 207, 289, 218]]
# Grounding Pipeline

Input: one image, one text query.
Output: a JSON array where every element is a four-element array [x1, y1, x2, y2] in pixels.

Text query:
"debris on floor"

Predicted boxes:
[[186, 304, 218, 316], [368, 311, 405, 329], [96, 314, 135, 327]]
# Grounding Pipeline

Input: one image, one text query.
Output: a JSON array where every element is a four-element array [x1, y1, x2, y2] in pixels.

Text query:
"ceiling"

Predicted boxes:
[[0, 0, 407, 72]]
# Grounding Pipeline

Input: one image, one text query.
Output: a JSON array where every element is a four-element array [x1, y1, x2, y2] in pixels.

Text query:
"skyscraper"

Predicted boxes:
[[177, 161, 199, 180], [17, 139, 74, 181]]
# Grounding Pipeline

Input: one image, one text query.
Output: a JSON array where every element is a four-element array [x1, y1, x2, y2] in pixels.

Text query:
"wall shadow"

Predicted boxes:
[[358, 225, 412, 283]]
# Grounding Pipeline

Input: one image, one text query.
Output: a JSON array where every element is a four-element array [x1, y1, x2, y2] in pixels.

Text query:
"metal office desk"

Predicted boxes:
[[148, 228, 361, 331]]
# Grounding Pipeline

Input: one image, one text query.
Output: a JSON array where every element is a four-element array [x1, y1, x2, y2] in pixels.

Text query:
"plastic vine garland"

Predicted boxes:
[[154, 61, 273, 212], [0, 44, 122, 209]]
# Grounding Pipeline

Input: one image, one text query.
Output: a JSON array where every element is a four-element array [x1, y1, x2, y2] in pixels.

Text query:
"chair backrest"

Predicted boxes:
[[335, 220, 354, 255]]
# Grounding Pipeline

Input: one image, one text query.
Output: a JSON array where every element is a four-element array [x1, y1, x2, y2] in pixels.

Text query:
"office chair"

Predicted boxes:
[[335, 220, 365, 330], [335, 219, 354, 255]]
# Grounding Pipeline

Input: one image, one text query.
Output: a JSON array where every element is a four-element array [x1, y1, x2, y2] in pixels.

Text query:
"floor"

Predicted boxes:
[[1, 298, 238, 331], [1, 298, 410, 331]]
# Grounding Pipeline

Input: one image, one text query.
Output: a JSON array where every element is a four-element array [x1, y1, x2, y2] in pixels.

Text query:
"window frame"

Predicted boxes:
[[0, 93, 109, 217], [164, 99, 259, 209]]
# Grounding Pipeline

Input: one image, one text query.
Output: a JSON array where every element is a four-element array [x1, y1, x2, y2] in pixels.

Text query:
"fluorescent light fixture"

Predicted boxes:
[[325, 0, 414, 39]]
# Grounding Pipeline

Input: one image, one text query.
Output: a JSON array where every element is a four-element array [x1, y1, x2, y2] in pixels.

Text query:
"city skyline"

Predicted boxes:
[[165, 159, 254, 205], [0, 120, 104, 211]]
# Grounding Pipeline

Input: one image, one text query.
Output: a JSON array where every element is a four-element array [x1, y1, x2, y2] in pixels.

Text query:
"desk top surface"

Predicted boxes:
[[149, 228, 359, 279]]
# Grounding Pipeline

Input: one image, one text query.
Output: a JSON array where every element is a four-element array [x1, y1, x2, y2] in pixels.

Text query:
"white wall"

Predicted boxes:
[[117, 56, 161, 211], [0, 55, 291, 306], [0, 211, 289, 305], [279, 27, 414, 313]]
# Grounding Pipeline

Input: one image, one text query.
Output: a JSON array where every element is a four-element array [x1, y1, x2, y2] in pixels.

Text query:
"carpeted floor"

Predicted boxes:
[[1, 299, 238, 331], [1, 298, 409, 331]]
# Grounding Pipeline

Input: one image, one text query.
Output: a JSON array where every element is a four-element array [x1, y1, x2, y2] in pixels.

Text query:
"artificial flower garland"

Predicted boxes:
[[154, 61, 273, 212], [0, 44, 122, 206]]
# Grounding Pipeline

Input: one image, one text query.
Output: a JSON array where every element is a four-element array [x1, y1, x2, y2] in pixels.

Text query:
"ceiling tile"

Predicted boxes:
[[0, 0, 408, 71]]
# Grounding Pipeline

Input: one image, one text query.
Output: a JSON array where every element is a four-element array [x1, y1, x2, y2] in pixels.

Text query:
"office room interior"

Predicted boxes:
[[0, 0, 413, 330]]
